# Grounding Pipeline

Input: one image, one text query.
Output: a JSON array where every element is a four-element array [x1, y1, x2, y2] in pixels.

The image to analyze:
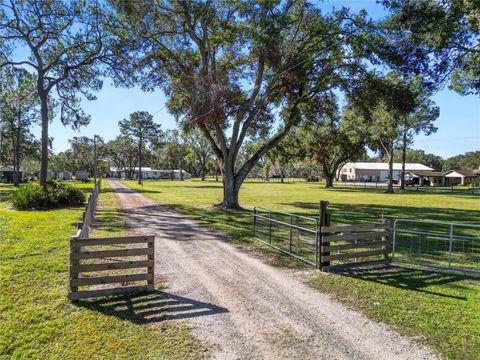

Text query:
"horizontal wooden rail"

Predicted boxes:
[[71, 247, 153, 260], [71, 260, 153, 273], [323, 248, 388, 262], [322, 230, 388, 242], [322, 240, 389, 252], [72, 235, 154, 247], [321, 223, 390, 233], [71, 273, 153, 286]]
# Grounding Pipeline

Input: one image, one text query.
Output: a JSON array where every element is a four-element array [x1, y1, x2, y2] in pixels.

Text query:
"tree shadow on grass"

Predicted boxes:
[[335, 265, 478, 300], [76, 290, 228, 324]]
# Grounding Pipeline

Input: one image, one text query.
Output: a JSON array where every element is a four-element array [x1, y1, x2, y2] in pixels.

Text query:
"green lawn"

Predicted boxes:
[[0, 181, 203, 359], [122, 178, 480, 360]]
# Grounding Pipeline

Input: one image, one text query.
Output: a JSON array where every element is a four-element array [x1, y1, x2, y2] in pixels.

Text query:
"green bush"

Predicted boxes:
[[11, 181, 85, 210], [53, 181, 85, 205]]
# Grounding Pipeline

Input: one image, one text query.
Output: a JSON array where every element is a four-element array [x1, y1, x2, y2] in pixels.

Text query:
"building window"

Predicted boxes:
[[349, 168, 352, 173]]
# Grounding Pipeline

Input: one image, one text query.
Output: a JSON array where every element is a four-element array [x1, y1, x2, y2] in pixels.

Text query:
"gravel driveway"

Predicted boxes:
[[108, 180, 437, 360]]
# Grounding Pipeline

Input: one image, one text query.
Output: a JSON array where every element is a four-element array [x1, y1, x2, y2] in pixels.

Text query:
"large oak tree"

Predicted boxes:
[[114, 0, 378, 208]]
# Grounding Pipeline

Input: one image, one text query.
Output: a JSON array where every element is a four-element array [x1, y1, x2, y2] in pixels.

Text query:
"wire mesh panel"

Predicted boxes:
[[253, 207, 318, 266], [392, 219, 480, 273]]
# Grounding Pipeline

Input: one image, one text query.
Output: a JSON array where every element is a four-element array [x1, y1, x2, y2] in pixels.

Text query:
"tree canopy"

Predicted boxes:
[[0, 0, 122, 188], [113, 0, 394, 208], [381, 0, 480, 95]]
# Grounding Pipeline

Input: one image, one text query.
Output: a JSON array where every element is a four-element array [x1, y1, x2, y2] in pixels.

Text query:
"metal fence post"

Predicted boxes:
[[296, 216, 299, 255], [382, 218, 389, 261], [268, 210, 272, 245], [289, 215, 293, 253], [391, 219, 397, 263], [253, 207, 257, 238], [448, 223, 454, 269]]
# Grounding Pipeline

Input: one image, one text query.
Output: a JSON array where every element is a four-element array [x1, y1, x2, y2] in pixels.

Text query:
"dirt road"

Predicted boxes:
[[108, 180, 436, 360]]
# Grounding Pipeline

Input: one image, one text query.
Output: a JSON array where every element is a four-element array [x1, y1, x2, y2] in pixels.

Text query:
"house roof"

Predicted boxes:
[[0, 165, 23, 172], [444, 169, 477, 177], [348, 162, 434, 171], [0, 165, 14, 172], [407, 170, 443, 177]]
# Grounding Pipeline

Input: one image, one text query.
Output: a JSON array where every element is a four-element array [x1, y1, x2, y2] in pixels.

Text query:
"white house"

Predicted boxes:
[[443, 169, 478, 186], [110, 167, 191, 180], [338, 162, 434, 182]]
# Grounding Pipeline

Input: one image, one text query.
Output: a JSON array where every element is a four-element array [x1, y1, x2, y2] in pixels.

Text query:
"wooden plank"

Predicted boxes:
[[71, 247, 153, 260], [71, 260, 153, 273], [71, 273, 152, 286], [72, 235, 155, 247], [321, 223, 390, 233], [69, 235, 80, 294], [322, 240, 389, 252], [328, 259, 390, 271], [322, 230, 389, 242], [68, 285, 154, 300], [323, 248, 388, 262], [147, 238, 155, 287]]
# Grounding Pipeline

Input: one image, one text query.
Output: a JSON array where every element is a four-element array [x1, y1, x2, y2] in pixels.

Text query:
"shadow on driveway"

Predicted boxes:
[[76, 290, 229, 324]]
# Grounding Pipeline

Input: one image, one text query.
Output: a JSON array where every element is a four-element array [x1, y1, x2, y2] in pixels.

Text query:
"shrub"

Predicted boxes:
[[10, 181, 85, 210], [54, 182, 85, 205], [11, 183, 57, 210]]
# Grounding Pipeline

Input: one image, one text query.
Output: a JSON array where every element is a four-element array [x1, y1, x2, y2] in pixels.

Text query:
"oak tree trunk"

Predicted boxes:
[[386, 147, 395, 193], [221, 157, 241, 209], [222, 177, 240, 209]]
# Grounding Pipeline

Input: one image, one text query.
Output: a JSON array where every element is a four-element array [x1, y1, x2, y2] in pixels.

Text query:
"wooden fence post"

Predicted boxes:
[[319, 201, 330, 271], [69, 235, 80, 300], [147, 235, 155, 291]]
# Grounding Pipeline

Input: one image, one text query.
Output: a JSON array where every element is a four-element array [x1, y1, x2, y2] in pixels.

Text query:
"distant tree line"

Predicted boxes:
[[1, 0, 478, 206]]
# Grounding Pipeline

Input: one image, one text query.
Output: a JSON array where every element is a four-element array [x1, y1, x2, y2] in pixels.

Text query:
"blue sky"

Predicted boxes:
[[27, 0, 479, 158]]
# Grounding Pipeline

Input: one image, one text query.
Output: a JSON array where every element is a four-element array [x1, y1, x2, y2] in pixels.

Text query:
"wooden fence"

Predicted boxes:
[[68, 178, 156, 301], [253, 201, 391, 271], [68, 234, 155, 300], [319, 221, 390, 271], [77, 179, 102, 238]]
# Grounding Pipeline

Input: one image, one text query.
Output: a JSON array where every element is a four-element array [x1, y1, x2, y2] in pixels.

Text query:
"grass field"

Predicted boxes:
[[0, 181, 203, 359], [122, 179, 480, 360]]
